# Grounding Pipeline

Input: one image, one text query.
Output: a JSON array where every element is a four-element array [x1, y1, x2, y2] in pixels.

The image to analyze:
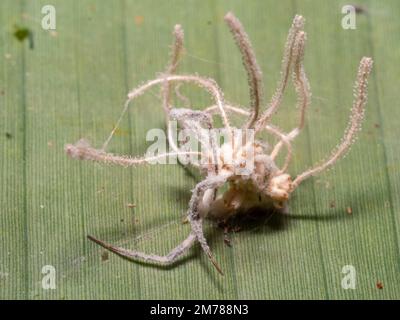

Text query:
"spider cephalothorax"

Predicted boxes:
[[66, 12, 373, 274]]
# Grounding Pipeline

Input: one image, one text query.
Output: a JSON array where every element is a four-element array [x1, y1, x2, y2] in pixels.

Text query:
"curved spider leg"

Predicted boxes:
[[161, 24, 184, 114], [98, 74, 230, 158], [87, 174, 230, 273], [292, 57, 373, 189], [224, 12, 264, 129], [255, 15, 305, 133], [172, 109, 218, 204], [170, 109, 221, 210], [187, 174, 231, 275], [87, 232, 197, 266], [170, 108, 213, 134], [65, 139, 200, 167], [174, 83, 192, 108], [161, 24, 185, 154], [129, 75, 231, 134], [289, 31, 310, 139], [206, 104, 293, 173], [170, 108, 219, 174], [270, 31, 310, 159], [264, 125, 292, 174], [205, 103, 249, 117]]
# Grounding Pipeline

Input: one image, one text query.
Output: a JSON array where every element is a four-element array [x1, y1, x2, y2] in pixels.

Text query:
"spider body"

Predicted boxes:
[[198, 139, 291, 220], [66, 12, 372, 275]]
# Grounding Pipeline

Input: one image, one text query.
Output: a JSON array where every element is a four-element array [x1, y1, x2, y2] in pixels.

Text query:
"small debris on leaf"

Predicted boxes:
[[353, 4, 368, 14], [96, 187, 105, 194], [223, 236, 232, 247], [13, 26, 34, 49], [223, 226, 232, 247], [101, 251, 109, 262], [134, 16, 144, 26]]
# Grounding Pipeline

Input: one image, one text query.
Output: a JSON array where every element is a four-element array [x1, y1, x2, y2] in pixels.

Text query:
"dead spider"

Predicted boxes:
[[65, 12, 373, 275]]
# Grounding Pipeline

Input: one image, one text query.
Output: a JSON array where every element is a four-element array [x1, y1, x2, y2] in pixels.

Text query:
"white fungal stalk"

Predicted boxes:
[[66, 12, 373, 275]]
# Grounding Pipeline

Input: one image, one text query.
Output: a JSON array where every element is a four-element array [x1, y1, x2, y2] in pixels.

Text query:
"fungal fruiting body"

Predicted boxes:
[[65, 12, 373, 275]]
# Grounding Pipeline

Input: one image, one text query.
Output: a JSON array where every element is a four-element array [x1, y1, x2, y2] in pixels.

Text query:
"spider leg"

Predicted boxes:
[[292, 57, 373, 189], [255, 15, 305, 133], [87, 174, 229, 274], [174, 83, 191, 108], [129, 75, 231, 137], [187, 175, 231, 275], [161, 24, 184, 154], [205, 104, 293, 173], [170, 108, 213, 137], [205, 103, 249, 117], [87, 233, 196, 266], [290, 31, 310, 139], [224, 12, 264, 129], [264, 125, 292, 173], [161, 24, 184, 115], [65, 139, 200, 167], [170, 108, 219, 173], [99, 24, 230, 153], [72, 74, 230, 163], [270, 30, 310, 159]]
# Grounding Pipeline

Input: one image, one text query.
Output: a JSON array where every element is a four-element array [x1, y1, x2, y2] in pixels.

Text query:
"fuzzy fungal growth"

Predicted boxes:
[[66, 12, 373, 275]]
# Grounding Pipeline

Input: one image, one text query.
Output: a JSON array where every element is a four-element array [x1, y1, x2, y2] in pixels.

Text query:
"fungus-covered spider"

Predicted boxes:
[[65, 12, 373, 274]]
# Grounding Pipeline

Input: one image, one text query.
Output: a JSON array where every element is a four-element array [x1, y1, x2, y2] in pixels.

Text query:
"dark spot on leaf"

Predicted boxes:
[[13, 26, 34, 49], [101, 251, 109, 262], [134, 16, 144, 26], [14, 26, 29, 41], [353, 4, 367, 14], [207, 20, 212, 25], [376, 281, 383, 289], [5, 132, 12, 139]]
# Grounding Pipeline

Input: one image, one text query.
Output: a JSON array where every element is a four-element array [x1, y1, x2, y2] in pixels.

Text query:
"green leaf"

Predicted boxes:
[[1, 0, 399, 299]]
